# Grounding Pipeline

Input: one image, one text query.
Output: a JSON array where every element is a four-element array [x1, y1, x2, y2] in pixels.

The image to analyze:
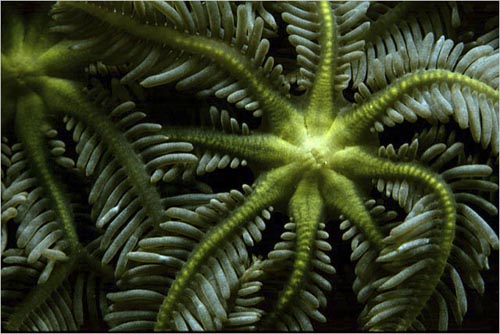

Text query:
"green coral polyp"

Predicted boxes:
[[1, 1, 498, 332]]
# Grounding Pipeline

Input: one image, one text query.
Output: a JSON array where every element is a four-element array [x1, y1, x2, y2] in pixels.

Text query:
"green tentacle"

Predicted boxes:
[[329, 70, 499, 143], [332, 146, 456, 330], [61, 1, 306, 143], [155, 162, 304, 331], [31, 76, 167, 230], [7, 90, 82, 331], [304, 1, 337, 135], [320, 168, 384, 248], [162, 127, 302, 167], [15, 90, 81, 257], [264, 172, 325, 325]]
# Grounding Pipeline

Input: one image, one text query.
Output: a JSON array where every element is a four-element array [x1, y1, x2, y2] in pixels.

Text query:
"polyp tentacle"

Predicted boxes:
[[320, 168, 384, 249], [66, 2, 306, 143], [31, 76, 167, 230], [264, 172, 325, 324], [332, 146, 456, 330], [304, 1, 337, 135], [155, 162, 305, 331], [7, 90, 83, 331], [162, 127, 303, 168], [328, 69, 499, 144]]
